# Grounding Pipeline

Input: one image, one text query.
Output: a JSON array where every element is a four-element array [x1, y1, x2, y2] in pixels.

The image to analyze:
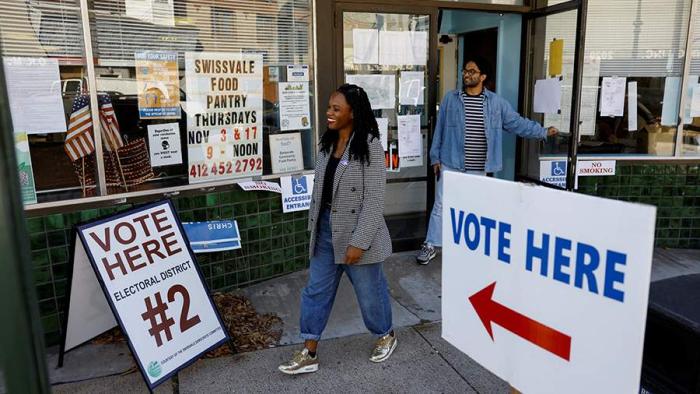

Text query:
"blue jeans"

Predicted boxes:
[[300, 209, 393, 341], [425, 165, 485, 247]]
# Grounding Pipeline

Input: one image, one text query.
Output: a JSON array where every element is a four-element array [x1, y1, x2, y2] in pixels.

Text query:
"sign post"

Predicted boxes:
[[60, 200, 228, 389], [441, 172, 656, 394]]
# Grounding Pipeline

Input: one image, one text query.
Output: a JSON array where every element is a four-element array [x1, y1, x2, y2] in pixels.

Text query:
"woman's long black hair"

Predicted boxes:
[[319, 84, 380, 165]]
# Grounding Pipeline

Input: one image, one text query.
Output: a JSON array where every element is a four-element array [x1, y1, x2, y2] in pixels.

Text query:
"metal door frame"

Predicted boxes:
[[0, 43, 50, 394], [332, 3, 439, 250], [519, 0, 589, 190]]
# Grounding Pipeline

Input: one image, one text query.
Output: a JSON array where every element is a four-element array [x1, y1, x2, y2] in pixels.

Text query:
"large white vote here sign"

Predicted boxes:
[[441, 172, 656, 394], [70, 200, 228, 389]]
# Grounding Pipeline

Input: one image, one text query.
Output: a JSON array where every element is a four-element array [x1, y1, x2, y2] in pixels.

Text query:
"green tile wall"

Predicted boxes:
[[30, 163, 700, 346], [27, 189, 309, 347], [576, 163, 700, 249]]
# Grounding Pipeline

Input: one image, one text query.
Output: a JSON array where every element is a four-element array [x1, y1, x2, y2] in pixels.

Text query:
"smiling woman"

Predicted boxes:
[[278, 84, 397, 375]]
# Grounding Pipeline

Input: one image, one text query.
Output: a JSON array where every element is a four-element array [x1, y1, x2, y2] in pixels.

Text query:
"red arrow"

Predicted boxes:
[[468, 282, 572, 361]]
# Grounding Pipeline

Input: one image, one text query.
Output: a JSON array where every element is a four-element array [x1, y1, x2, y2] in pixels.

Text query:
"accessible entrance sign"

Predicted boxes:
[[441, 172, 656, 394], [62, 200, 228, 389]]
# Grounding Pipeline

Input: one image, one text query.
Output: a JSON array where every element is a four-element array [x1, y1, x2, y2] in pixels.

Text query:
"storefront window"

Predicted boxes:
[[88, 0, 315, 195], [3, 0, 315, 205], [681, 6, 700, 155], [539, 0, 692, 157], [1, 0, 95, 204]]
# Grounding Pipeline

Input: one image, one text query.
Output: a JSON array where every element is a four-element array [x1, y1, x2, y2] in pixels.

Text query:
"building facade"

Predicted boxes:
[[3, 0, 700, 351]]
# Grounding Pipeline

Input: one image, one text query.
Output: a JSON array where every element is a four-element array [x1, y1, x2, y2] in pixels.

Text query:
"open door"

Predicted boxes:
[[334, 4, 439, 250], [517, 0, 589, 190]]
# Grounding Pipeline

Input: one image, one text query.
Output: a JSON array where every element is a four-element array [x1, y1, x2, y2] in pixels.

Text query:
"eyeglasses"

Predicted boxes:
[[462, 69, 481, 76]]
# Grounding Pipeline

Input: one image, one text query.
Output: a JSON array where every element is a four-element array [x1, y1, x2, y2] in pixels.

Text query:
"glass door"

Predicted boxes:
[[518, 0, 588, 190], [336, 5, 438, 250]]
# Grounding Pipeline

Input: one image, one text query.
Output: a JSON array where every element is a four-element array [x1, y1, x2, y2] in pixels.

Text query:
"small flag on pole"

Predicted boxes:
[[64, 94, 124, 161], [64, 95, 95, 161]]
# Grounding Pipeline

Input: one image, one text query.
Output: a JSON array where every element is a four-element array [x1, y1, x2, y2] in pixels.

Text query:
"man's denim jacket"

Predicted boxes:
[[429, 88, 547, 173]]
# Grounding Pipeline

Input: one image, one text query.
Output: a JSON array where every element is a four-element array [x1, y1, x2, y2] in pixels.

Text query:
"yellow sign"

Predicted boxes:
[[549, 39, 564, 77]]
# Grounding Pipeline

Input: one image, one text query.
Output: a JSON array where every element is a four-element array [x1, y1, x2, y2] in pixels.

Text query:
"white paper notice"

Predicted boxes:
[[279, 82, 311, 131], [683, 76, 699, 123], [600, 77, 626, 117], [691, 84, 700, 118], [401, 155, 422, 168], [352, 29, 379, 65], [533, 78, 562, 114], [238, 181, 282, 194], [125, 0, 174, 26], [544, 57, 600, 136], [147, 122, 182, 166], [628, 81, 638, 131], [377, 118, 389, 152], [3, 57, 67, 134], [397, 114, 421, 158], [661, 77, 681, 126], [399, 71, 424, 106], [286, 65, 310, 82], [379, 31, 428, 66], [346, 74, 396, 109], [150, 0, 175, 26], [269, 133, 304, 174]]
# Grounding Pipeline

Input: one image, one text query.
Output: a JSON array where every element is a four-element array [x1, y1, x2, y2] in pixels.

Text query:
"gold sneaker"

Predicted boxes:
[[278, 348, 319, 375], [369, 332, 397, 363]]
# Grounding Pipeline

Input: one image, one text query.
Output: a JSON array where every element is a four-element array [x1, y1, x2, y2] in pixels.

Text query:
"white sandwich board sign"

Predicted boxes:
[[61, 200, 228, 389], [441, 172, 656, 394]]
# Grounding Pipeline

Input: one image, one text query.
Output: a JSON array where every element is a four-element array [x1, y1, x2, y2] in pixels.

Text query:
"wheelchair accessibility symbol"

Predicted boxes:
[[551, 161, 566, 176], [292, 176, 308, 195]]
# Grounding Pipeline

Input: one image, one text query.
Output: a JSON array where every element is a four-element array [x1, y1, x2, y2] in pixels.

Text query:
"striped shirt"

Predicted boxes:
[[461, 91, 487, 171]]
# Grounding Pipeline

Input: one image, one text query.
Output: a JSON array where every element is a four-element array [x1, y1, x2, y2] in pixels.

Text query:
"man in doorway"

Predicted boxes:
[[416, 56, 559, 265]]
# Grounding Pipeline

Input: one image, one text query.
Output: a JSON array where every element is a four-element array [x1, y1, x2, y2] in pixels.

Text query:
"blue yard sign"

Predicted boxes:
[[182, 220, 241, 253]]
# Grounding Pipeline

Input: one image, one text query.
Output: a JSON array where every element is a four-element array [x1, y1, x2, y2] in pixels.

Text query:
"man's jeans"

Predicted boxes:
[[300, 208, 393, 341], [425, 164, 486, 247]]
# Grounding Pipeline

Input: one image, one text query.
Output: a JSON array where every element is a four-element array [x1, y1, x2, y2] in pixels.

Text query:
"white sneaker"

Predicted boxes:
[[416, 243, 436, 265]]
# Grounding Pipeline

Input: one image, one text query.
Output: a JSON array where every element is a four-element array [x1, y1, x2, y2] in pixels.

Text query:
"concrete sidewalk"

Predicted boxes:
[[49, 251, 508, 393], [42, 247, 700, 392], [240, 251, 441, 345], [51, 323, 508, 394]]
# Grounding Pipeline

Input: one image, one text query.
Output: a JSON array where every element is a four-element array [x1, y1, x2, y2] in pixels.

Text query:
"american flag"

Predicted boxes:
[[64, 94, 124, 161], [64, 95, 94, 161], [98, 94, 124, 152]]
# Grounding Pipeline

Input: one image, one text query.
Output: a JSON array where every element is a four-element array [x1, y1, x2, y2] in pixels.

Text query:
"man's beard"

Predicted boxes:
[[463, 79, 479, 90]]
